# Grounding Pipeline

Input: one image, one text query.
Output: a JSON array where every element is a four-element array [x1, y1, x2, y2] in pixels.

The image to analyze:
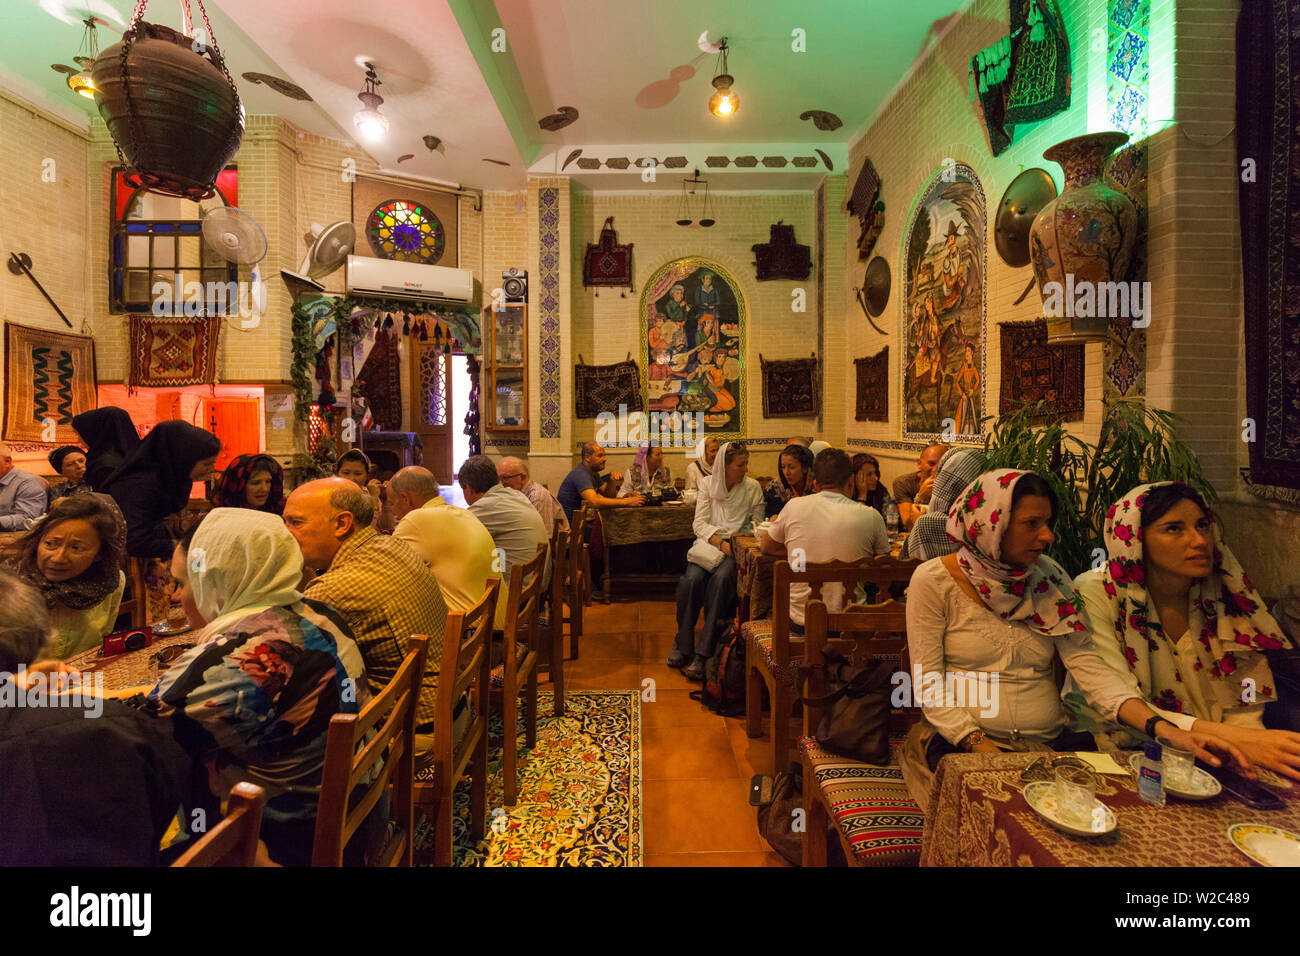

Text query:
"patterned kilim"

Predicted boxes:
[[2, 322, 97, 444], [354, 330, 402, 431], [854, 347, 889, 422], [998, 319, 1084, 420], [574, 359, 642, 419], [415, 690, 641, 866], [761, 355, 818, 418], [1239, 0, 1300, 495], [583, 216, 634, 290], [127, 315, 220, 387]]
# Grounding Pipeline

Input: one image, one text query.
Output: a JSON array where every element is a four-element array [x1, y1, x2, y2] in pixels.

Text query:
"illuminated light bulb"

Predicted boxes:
[[354, 109, 388, 141]]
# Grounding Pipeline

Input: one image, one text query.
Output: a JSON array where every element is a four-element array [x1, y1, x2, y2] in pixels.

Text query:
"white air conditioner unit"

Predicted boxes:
[[345, 256, 474, 305]]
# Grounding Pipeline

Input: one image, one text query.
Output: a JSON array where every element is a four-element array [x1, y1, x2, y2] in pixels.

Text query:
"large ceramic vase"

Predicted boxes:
[[1029, 132, 1138, 344], [91, 21, 244, 202]]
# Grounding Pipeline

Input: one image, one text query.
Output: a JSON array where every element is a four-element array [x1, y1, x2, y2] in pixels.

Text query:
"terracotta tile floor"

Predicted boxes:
[[541, 594, 793, 867]]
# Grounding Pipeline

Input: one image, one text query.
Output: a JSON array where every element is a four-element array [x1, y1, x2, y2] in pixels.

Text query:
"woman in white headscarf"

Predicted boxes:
[[684, 435, 720, 492], [671, 442, 764, 680], [144, 508, 370, 866]]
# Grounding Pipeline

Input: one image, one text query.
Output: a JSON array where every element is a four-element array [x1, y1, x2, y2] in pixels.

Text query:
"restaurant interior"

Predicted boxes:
[[2, 0, 1299, 875]]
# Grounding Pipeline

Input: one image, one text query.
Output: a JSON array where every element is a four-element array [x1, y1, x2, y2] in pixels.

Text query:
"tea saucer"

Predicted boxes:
[[1024, 781, 1117, 836], [152, 620, 192, 637], [1227, 823, 1300, 867], [1127, 753, 1221, 800]]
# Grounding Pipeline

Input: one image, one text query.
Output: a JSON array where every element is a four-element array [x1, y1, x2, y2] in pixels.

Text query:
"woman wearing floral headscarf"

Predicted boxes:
[[1068, 482, 1300, 779], [618, 442, 672, 498], [209, 453, 286, 515], [899, 469, 1245, 806]]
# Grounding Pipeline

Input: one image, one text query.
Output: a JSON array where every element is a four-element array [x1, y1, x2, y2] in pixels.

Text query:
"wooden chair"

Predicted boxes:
[[491, 542, 547, 806], [171, 782, 267, 867], [799, 597, 925, 868], [116, 556, 149, 630], [745, 556, 921, 772], [311, 635, 429, 866], [563, 507, 593, 660], [414, 581, 498, 867], [544, 518, 567, 716]]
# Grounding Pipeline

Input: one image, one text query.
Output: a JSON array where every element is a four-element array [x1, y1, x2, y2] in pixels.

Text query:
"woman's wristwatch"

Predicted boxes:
[[1144, 714, 1171, 740], [960, 729, 987, 751]]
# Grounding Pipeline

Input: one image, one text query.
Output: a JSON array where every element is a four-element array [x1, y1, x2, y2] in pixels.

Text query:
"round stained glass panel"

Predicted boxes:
[[365, 199, 446, 264]]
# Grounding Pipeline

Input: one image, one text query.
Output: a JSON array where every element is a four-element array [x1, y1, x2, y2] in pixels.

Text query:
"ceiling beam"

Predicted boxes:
[[446, 0, 541, 167]]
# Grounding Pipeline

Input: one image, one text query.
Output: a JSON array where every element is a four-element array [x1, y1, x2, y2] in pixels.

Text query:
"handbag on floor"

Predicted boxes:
[[690, 624, 746, 717], [798, 651, 892, 765], [754, 762, 847, 867]]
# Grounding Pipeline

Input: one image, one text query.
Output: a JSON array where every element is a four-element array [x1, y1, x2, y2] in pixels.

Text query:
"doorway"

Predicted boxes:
[[410, 341, 475, 484]]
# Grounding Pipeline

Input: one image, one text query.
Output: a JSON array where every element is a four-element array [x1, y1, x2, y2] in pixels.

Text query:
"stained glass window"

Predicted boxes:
[[366, 200, 446, 265]]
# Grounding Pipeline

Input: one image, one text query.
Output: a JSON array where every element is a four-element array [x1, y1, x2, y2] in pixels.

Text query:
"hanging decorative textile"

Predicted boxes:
[[760, 354, 819, 418], [1239, 0, 1300, 497], [2, 322, 97, 444], [583, 216, 635, 293], [854, 347, 889, 422], [465, 354, 482, 457], [846, 158, 885, 260], [574, 354, 642, 419], [127, 314, 221, 388], [971, 0, 1072, 156], [998, 319, 1084, 420], [752, 222, 812, 281], [353, 329, 402, 430]]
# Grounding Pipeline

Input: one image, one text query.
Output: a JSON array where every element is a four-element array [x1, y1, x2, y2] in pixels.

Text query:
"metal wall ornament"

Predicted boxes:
[[675, 170, 715, 227], [854, 256, 891, 333], [847, 157, 884, 259], [91, 2, 244, 201], [995, 166, 1058, 304]]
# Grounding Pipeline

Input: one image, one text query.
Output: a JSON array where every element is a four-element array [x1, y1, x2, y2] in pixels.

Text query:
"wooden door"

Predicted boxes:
[[410, 341, 454, 483], [202, 397, 261, 470]]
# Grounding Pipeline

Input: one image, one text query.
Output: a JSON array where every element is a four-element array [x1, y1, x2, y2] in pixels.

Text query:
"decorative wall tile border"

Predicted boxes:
[[538, 187, 562, 437], [845, 437, 984, 452]]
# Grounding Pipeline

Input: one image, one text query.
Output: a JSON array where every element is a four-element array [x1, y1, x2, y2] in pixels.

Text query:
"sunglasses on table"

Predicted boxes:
[[149, 643, 197, 670], [1019, 754, 1100, 785]]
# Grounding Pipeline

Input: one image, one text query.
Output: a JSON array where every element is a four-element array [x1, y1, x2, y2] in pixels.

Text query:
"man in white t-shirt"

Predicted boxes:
[[760, 447, 889, 630]]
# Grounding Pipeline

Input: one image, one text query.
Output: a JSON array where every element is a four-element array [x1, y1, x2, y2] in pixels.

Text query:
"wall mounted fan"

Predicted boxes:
[[201, 206, 268, 326], [281, 221, 356, 297]]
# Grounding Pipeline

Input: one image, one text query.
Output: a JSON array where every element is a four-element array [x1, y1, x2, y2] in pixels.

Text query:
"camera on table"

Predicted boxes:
[[102, 629, 154, 657]]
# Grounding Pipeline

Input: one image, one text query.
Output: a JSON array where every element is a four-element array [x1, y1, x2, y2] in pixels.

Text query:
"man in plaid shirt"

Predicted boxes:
[[284, 478, 448, 737]]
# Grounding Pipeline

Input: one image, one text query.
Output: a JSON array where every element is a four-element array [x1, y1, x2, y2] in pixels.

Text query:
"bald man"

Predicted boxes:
[[498, 456, 568, 536], [389, 466, 505, 627], [283, 477, 449, 757], [0, 444, 46, 531]]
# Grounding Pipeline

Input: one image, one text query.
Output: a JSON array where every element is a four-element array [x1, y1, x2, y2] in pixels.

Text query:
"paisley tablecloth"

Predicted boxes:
[[919, 751, 1300, 867]]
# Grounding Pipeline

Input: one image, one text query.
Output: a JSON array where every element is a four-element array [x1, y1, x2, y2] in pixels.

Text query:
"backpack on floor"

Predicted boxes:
[[691, 623, 747, 717]]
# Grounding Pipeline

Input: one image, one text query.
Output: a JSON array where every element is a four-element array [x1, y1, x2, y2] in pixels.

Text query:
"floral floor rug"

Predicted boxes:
[[415, 690, 642, 866]]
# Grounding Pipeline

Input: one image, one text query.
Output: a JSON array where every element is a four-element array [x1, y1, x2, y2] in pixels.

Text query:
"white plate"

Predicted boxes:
[[1227, 823, 1300, 867], [1024, 781, 1117, 836], [1127, 752, 1222, 800]]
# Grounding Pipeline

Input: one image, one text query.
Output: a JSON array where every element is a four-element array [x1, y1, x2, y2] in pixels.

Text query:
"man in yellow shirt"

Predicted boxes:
[[388, 466, 505, 627]]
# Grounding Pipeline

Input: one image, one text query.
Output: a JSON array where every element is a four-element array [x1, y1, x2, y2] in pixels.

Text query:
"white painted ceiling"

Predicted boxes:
[[1, 0, 965, 191]]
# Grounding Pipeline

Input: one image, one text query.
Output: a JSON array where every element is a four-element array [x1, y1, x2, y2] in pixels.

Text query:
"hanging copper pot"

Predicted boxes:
[[91, 6, 243, 202]]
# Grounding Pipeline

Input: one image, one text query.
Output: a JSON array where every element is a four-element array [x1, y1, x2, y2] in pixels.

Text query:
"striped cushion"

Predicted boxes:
[[800, 736, 923, 866], [742, 619, 803, 685], [490, 642, 534, 689]]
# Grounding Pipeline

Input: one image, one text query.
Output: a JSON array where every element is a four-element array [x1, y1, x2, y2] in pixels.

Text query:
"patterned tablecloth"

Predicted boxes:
[[919, 751, 1300, 867], [598, 503, 696, 546], [65, 629, 199, 692]]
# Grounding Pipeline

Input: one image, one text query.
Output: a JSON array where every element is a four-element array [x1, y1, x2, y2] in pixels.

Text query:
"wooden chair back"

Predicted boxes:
[[567, 507, 591, 609], [548, 518, 566, 621], [504, 543, 547, 654], [801, 594, 912, 735], [436, 580, 499, 773], [311, 635, 429, 866], [769, 556, 921, 677], [171, 782, 267, 867], [117, 556, 148, 629]]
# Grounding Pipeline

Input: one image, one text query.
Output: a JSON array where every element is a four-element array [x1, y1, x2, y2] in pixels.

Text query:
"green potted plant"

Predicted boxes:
[[981, 399, 1216, 577]]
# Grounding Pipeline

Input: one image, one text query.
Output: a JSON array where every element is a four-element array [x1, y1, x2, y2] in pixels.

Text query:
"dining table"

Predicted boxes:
[[64, 627, 199, 694], [919, 750, 1300, 867], [596, 501, 697, 599]]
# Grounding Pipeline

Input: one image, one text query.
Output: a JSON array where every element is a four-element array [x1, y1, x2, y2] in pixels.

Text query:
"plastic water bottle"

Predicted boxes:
[[884, 499, 900, 535]]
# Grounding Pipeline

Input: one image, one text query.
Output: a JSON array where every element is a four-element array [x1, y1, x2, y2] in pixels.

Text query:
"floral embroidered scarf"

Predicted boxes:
[[945, 468, 1088, 638], [1100, 482, 1290, 716]]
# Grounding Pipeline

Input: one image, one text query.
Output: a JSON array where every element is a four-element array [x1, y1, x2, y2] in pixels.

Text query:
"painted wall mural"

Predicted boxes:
[[901, 163, 987, 441], [640, 257, 745, 438]]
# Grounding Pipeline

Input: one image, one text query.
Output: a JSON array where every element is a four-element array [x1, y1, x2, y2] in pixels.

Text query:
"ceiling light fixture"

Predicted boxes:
[[67, 18, 103, 99], [708, 38, 739, 118], [353, 63, 388, 142]]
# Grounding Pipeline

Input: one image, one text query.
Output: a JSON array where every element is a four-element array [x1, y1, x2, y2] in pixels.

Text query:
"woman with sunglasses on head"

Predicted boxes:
[[900, 470, 1248, 808], [1067, 482, 1300, 780], [142, 508, 373, 865]]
